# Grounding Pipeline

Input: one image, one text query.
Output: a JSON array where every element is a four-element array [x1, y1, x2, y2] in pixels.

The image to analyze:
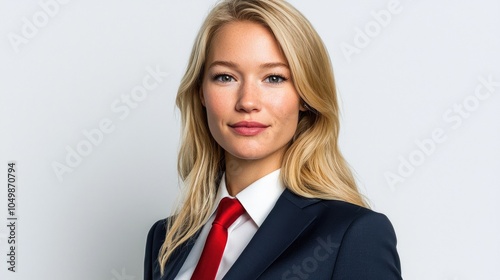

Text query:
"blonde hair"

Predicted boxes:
[[159, 0, 367, 274]]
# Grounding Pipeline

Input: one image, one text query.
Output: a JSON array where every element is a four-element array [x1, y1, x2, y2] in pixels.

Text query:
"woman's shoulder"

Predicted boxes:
[[144, 218, 170, 263], [318, 199, 397, 241], [319, 198, 391, 225], [282, 191, 401, 277], [282, 189, 396, 235], [147, 218, 168, 240], [144, 218, 171, 279]]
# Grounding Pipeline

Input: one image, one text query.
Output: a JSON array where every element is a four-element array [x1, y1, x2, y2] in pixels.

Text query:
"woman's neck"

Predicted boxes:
[[224, 153, 283, 196]]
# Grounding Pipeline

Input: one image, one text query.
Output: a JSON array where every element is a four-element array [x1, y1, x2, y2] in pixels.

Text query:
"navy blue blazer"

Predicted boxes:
[[144, 189, 402, 280]]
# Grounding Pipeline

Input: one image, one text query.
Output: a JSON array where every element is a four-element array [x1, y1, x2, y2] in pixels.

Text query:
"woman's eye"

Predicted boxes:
[[265, 75, 286, 84], [214, 74, 234, 83]]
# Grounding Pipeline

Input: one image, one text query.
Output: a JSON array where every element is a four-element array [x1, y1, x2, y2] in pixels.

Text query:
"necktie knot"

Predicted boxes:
[[191, 197, 245, 280], [213, 197, 245, 229]]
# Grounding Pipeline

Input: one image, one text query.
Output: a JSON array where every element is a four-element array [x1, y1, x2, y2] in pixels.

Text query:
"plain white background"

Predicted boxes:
[[1, 0, 499, 279]]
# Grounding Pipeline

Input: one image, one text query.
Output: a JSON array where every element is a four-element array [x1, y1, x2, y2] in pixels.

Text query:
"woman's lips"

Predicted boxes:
[[229, 121, 269, 136]]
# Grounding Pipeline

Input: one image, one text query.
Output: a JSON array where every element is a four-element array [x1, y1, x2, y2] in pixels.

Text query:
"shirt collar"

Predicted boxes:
[[213, 168, 285, 227]]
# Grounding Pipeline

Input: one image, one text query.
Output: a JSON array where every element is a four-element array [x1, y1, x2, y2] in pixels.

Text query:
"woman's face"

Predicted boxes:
[[201, 20, 305, 169]]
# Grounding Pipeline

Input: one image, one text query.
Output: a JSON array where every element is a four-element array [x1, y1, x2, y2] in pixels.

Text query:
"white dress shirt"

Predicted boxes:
[[175, 168, 285, 280]]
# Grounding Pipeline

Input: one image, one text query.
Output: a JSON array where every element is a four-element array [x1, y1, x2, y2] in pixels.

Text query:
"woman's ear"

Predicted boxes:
[[299, 98, 308, 112], [199, 89, 206, 107], [299, 102, 307, 112], [300, 98, 317, 114]]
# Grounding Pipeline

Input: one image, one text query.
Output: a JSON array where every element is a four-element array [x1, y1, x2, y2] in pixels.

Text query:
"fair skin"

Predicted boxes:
[[200, 21, 306, 196]]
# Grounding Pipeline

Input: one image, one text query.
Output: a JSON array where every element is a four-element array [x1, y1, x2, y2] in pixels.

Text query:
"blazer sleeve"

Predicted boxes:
[[332, 211, 402, 280], [144, 219, 165, 280]]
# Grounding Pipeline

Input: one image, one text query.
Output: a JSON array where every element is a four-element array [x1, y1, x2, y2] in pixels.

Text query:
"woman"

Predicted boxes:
[[144, 0, 402, 279]]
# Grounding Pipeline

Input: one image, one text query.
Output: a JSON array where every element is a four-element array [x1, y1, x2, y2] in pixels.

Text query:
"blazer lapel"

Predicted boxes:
[[223, 189, 320, 280], [161, 230, 201, 280]]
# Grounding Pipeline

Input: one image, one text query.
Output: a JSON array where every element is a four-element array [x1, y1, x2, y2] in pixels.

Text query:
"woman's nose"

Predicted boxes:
[[235, 80, 261, 113]]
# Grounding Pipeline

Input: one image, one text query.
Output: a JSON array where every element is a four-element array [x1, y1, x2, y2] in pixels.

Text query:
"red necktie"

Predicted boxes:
[[191, 197, 245, 280]]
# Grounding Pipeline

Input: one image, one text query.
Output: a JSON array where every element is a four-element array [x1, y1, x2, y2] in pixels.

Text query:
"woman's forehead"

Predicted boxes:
[[206, 21, 288, 67]]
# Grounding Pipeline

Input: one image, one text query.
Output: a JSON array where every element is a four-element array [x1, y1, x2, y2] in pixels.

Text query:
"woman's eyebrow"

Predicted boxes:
[[208, 60, 289, 69], [260, 62, 289, 69], [208, 60, 238, 69]]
